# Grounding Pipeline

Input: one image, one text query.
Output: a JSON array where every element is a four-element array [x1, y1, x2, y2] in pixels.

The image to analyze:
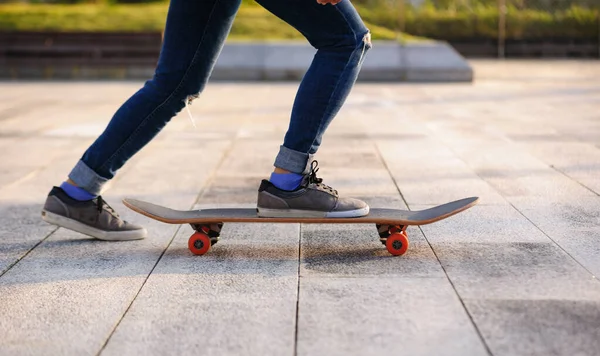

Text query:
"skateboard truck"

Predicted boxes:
[[377, 224, 409, 256], [189, 223, 223, 254]]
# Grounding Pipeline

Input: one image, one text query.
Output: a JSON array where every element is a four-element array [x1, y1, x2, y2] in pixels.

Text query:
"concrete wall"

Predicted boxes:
[[0, 40, 473, 82], [212, 41, 473, 82]]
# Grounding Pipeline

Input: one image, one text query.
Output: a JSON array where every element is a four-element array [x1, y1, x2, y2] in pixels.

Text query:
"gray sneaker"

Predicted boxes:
[[257, 161, 369, 218], [41, 187, 147, 241]]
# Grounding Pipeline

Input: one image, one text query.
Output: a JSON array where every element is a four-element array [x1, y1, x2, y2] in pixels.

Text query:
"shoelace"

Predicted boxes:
[[307, 160, 338, 196], [96, 196, 118, 217]]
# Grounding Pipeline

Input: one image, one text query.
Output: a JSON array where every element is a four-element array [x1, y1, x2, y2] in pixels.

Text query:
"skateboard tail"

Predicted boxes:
[[411, 197, 479, 225], [123, 198, 182, 224]]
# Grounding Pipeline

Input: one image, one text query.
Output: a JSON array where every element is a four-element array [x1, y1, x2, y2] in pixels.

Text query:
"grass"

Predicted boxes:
[[0, 3, 425, 41], [5, 2, 592, 41]]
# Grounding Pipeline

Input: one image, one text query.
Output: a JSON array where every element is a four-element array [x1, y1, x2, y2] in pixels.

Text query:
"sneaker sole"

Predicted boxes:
[[257, 206, 370, 218], [42, 210, 147, 241]]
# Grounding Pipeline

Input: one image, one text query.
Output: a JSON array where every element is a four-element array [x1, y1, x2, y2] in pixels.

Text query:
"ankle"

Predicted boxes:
[[60, 181, 96, 201], [269, 171, 303, 191], [273, 167, 292, 174], [66, 178, 78, 187]]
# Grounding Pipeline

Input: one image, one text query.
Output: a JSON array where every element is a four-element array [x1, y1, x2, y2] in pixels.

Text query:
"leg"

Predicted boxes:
[[42, 0, 241, 240], [256, 0, 371, 174], [71, 0, 241, 195], [255, 0, 371, 218]]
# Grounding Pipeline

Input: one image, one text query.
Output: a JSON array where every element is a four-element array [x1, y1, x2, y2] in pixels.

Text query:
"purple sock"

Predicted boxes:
[[60, 182, 96, 201], [269, 172, 303, 191]]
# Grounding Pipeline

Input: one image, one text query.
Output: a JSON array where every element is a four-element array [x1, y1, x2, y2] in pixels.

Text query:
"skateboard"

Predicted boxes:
[[123, 197, 479, 256]]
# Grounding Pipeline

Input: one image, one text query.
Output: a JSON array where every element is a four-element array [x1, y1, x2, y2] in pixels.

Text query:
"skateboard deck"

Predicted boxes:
[[123, 196, 479, 256]]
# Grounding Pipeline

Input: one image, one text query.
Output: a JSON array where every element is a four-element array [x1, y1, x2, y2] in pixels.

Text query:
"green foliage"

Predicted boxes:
[[0, 3, 402, 39], [0, 2, 597, 40], [505, 6, 598, 39], [0, 4, 168, 31], [402, 5, 598, 40]]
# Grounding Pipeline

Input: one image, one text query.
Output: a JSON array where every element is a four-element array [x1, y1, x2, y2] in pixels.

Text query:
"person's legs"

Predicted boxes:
[[73, 0, 241, 194], [257, 0, 371, 176], [255, 0, 371, 218], [42, 0, 242, 240]]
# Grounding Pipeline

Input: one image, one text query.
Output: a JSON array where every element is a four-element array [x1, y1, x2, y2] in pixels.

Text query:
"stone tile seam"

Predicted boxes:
[[372, 137, 492, 354], [97, 138, 236, 355], [297, 275, 450, 279], [0, 100, 61, 123], [547, 165, 599, 197], [0, 226, 58, 279], [371, 141, 410, 210], [416, 123, 600, 280], [103, 138, 170, 192], [293, 224, 302, 356], [506, 200, 600, 281], [191, 135, 238, 205], [95, 224, 184, 356], [372, 135, 494, 354], [431, 121, 596, 199], [462, 296, 600, 302], [416, 225, 494, 356], [0, 126, 173, 285], [0, 138, 90, 195]]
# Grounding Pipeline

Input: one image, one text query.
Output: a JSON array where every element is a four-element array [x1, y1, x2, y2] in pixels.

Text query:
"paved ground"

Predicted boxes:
[[0, 60, 599, 356]]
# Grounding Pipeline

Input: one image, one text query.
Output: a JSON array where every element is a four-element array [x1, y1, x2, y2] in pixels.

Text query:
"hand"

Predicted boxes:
[[316, 0, 343, 5]]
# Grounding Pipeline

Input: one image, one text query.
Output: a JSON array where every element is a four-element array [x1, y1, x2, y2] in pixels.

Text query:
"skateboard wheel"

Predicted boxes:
[[386, 232, 409, 256], [188, 232, 211, 255]]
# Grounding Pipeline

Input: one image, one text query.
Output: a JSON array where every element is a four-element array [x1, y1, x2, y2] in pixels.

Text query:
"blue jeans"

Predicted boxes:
[[69, 0, 371, 195]]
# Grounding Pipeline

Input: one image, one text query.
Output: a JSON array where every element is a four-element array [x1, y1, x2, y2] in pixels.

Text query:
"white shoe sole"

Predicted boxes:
[[42, 210, 147, 241], [257, 206, 370, 218]]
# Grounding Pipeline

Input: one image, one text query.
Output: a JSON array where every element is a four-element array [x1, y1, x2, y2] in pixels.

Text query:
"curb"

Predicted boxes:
[[211, 41, 473, 82], [0, 40, 473, 82]]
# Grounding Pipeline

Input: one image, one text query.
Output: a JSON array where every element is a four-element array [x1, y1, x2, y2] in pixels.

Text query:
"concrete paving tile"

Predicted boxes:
[[201, 175, 264, 204], [417, 204, 549, 244], [0, 141, 91, 202], [377, 140, 506, 205], [477, 165, 595, 200], [315, 140, 385, 170], [297, 277, 488, 356], [466, 299, 600, 356], [1, 64, 599, 354], [0, 136, 92, 187], [217, 140, 282, 177], [516, 142, 600, 195], [426, 124, 597, 200], [416, 204, 600, 299], [0, 228, 174, 356], [0, 211, 184, 355], [301, 196, 443, 278], [157, 217, 299, 276], [0, 103, 83, 135], [0, 139, 95, 276], [314, 167, 399, 197], [102, 217, 299, 356], [508, 196, 600, 277], [429, 241, 600, 300], [103, 274, 297, 356], [301, 223, 443, 278], [0, 131, 229, 354], [0, 204, 57, 275]]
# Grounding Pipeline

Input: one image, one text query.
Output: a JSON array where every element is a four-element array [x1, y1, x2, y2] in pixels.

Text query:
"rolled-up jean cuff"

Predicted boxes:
[[274, 145, 314, 174], [68, 160, 109, 196]]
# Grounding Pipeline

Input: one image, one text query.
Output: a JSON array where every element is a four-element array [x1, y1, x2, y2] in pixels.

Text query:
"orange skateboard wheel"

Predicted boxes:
[[386, 232, 409, 256], [188, 232, 211, 255]]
